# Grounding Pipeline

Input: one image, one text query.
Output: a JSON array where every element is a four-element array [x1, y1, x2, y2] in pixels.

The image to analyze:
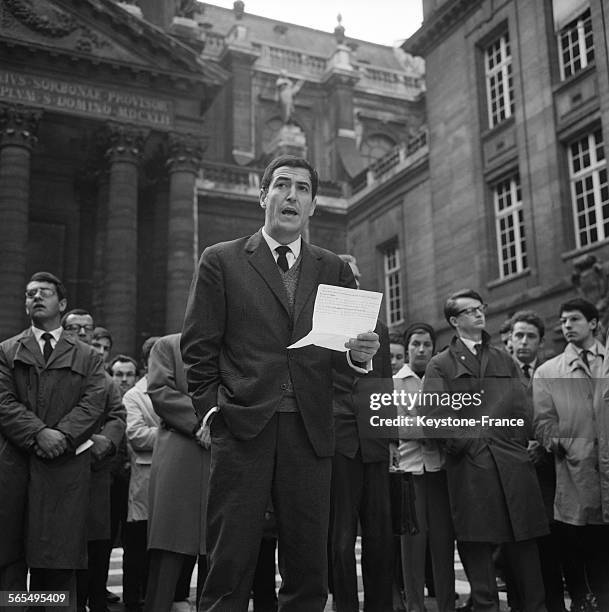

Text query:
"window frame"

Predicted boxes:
[[383, 244, 404, 326], [493, 174, 528, 279], [557, 8, 594, 81], [484, 31, 514, 129]]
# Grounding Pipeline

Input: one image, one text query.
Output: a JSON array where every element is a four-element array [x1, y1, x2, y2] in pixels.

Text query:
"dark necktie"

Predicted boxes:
[[42, 332, 54, 362], [581, 349, 590, 370], [473, 343, 482, 361], [276, 245, 291, 273], [522, 364, 531, 379]]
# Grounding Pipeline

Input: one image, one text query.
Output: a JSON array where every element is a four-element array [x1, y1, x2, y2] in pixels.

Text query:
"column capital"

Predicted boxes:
[[0, 104, 42, 150], [103, 122, 148, 164], [166, 132, 204, 175]]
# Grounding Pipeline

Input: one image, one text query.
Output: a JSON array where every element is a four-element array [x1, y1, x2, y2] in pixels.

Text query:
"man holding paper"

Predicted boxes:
[[181, 155, 380, 612]]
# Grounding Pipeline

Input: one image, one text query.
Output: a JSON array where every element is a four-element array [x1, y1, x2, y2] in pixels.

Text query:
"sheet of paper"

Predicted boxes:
[[288, 284, 382, 351], [75, 439, 94, 455]]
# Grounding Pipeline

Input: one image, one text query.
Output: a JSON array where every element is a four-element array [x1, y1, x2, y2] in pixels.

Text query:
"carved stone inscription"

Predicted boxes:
[[0, 69, 174, 128]]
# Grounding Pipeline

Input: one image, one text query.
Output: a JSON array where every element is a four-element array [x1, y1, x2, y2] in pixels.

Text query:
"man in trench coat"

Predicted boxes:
[[421, 289, 548, 612], [0, 272, 106, 611]]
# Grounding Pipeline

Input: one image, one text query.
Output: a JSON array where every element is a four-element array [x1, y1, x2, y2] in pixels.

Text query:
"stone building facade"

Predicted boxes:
[[0, 0, 425, 354], [348, 0, 609, 353]]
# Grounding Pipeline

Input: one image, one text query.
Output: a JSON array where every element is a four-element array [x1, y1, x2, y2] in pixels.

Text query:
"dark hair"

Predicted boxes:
[[60, 308, 92, 328], [388, 332, 404, 346], [140, 336, 160, 368], [444, 289, 484, 327], [403, 322, 436, 351], [109, 354, 137, 374], [499, 318, 512, 335], [510, 310, 545, 339], [559, 298, 599, 323], [28, 271, 67, 302], [260, 155, 319, 199], [92, 326, 112, 347]]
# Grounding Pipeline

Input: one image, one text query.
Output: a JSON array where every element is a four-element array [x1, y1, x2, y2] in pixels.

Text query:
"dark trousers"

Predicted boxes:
[[200, 412, 331, 612], [0, 559, 27, 612], [329, 454, 393, 612], [536, 524, 567, 612], [29, 568, 76, 612], [252, 537, 278, 612], [76, 539, 112, 612], [458, 540, 545, 612], [401, 471, 455, 612], [555, 522, 609, 609], [145, 549, 207, 612], [122, 520, 149, 606]]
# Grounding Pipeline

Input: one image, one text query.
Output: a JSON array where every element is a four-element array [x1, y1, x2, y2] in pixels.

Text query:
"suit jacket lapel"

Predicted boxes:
[[246, 231, 291, 316], [47, 334, 75, 369], [293, 242, 322, 326]]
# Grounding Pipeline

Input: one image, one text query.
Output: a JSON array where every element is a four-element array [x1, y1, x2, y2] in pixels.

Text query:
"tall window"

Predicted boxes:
[[494, 175, 528, 278], [383, 245, 403, 326], [485, 32, 514, 128], [569, 128, 608, 249], [558, 8, 594, 80]]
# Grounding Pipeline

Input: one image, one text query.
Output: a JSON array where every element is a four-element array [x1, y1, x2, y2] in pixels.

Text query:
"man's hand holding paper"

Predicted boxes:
[[288, 284, 382, 359]]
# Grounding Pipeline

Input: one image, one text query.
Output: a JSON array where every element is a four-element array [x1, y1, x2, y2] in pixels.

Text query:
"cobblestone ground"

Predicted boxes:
[[106, 541, 517, 611]]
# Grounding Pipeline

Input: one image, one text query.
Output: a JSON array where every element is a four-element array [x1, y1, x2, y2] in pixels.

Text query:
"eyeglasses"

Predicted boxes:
[[25, 287, 56, 299], [457, 304, 488, 316], [64, 324, 95, 333]]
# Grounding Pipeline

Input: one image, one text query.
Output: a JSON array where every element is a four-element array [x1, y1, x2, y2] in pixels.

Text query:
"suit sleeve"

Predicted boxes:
[[149, 338, 199, 437], [0, 344, 47, 450], [181, 247, 225, 421]]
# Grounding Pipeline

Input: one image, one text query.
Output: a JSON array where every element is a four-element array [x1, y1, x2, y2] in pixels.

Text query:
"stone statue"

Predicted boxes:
[[275, 70, 304, 125], [571, 253, 609, 339]]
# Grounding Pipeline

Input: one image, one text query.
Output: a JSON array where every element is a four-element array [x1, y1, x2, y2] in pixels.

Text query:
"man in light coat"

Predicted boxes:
[[533, 298, 609, 610], [123, 337, 160, 612]]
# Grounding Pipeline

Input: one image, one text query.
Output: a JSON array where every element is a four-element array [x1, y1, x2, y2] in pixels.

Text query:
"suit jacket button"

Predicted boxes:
[[280, 384, 287, 390]]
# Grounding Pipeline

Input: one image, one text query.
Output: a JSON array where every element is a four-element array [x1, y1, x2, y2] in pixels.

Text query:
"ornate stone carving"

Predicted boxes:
[[0, 104, 41, 149], [5, 0, 77, 37], [104, 122, 147, 164], [166, 133, 204, 174]]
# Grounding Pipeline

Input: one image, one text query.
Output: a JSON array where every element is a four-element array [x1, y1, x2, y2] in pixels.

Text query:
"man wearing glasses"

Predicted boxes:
[[0, 272, 106, 610], [61, 309, 126, 612], [421, 289, 548, 612]]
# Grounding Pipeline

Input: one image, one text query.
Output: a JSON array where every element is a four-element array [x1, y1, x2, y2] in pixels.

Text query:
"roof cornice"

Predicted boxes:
[[402, 0, 483, 57]]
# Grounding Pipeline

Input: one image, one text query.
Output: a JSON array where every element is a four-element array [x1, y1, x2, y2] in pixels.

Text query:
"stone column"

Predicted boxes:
[[165, 133, 203, 332], [102, 123, 146, 356], [92, 168, 109, 322], [0, 105, 41, 338]]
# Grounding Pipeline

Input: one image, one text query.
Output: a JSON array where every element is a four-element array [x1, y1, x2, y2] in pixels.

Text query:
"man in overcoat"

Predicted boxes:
[[181, 155, 379, 611], [145, 333, 208, 612], [421, 289, 548, 612], [0, 272, 106, 610], [61, 309, 126, 612]]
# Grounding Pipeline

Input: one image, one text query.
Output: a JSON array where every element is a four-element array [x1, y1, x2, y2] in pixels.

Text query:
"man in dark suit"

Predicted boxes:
[[0, 272, 106, 611], [422, 289, 548, 612], [181, 155, 380, 612]]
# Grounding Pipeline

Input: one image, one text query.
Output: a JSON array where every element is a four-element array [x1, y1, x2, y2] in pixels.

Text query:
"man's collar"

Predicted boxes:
[[261, 227, 302, 259], [31, 325, 63, 343], [514, 356, 537, 370], [565, 339, 605, 364], [394, 363, 417, 380]]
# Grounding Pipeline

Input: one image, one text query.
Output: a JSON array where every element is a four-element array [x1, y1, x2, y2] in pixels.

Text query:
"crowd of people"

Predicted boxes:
[[0, 155, 608, 612]]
